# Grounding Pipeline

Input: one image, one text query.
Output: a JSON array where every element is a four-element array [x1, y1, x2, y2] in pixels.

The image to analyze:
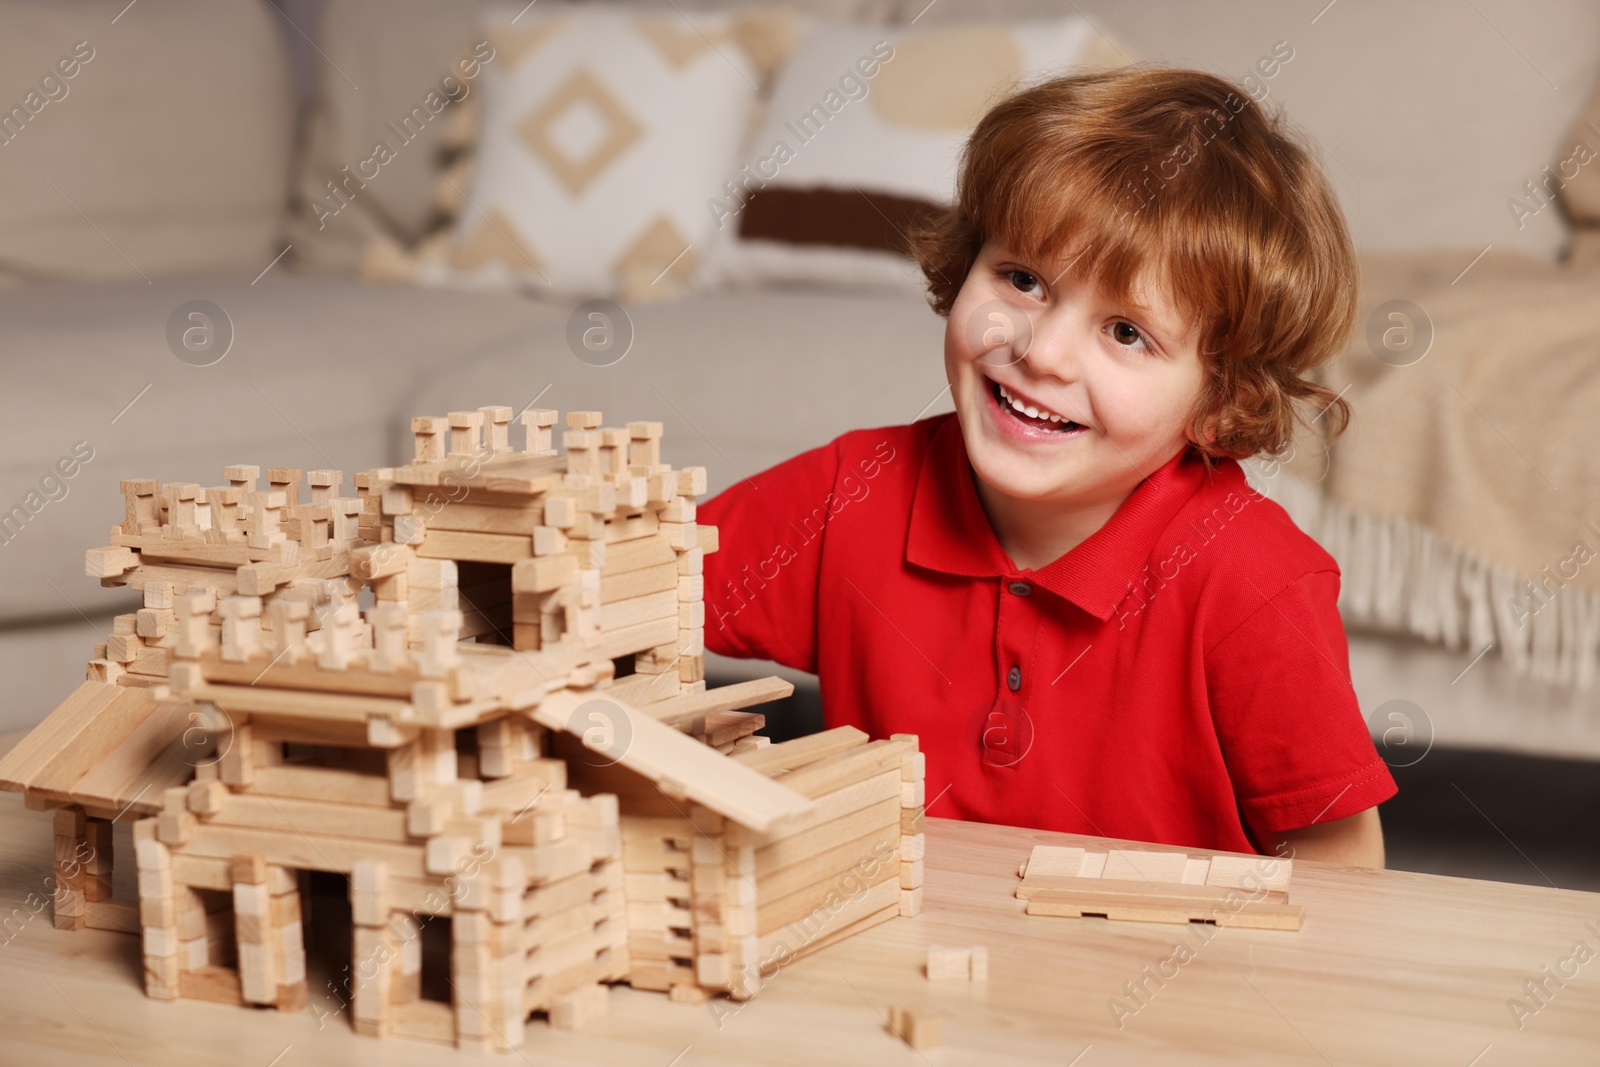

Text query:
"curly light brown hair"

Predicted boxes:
[[907, 66, 1357, 465]]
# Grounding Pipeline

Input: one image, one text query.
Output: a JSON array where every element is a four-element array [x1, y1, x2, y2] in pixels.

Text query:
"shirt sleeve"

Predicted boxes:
[[697, 436, 846, 674], [1205, 569, 1398, 840]]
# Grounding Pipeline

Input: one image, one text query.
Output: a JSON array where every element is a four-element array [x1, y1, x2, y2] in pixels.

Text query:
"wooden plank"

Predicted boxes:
[[85, 899, 140, 933], [199, 652, 418, 700], [592, 618, 679, 661], [116, 561, 239, 599], [178, 822, 431, 878], [754, 824, 901, 903], [645, 678, 793, 731], [416, 528, 533, 563], [187, 683, 411, 725], [65, 693, 191, 812], [203, 792, 410, 843], [757, 843, 900, 935], [599, 562, 677, 604], [734, 725, 867, 775], [178, 966, 246, 1006], [113, 532, 282, 568], [753, 798, 900, 877], [1019, 845, 1085, 879], [389, 1000, 456, 1045], [243, 766, 392, 808], [426, 500, 543, 536], [1206, 854, 1294, 893], [530, 690, 814, 834], [599, 590, 678, 633], [604, 669, 682, 708], [746, 770, 901, 843], [600, 537, 675, 576], [0, 682, 129, 792], [393, 454, 564, 494], [1019, 872, 1291, 908], [754, 876, 898, 965], [1102, 848, 1190, 884], [1023, 884, 1304, 930], [771, 739, 915, 800]]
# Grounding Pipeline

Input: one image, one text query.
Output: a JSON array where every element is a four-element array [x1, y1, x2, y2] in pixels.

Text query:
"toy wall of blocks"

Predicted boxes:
[[0, 406, 926, 1053]]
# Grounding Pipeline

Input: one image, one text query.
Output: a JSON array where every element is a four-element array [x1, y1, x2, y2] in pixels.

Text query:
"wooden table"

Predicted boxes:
[[2, 774, 1597, 1064]]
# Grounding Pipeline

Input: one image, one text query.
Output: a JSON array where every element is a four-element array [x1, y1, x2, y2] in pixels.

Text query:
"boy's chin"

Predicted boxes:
[[967, 447, 1088, 504]]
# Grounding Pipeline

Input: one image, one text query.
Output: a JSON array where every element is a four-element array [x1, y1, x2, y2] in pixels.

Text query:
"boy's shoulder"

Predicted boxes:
[[810, 416, 949, 487], [827, 416, 948, 462], [1163, 455, 1342, 631]]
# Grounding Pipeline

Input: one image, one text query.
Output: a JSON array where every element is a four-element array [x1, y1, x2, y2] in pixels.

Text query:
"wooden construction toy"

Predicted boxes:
[[925, 944, 986, 981], [887, 1004, 943, 1050], [0, 406, 927, 1053], [1016, 846, 1303, 930]]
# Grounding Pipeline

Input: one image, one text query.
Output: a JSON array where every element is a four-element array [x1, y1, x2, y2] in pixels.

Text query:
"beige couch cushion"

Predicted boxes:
[[897, 0, 1600, 264], [0, 276, 568, 625], [290, 0, 901, 276], [0, 0, 295, 283]]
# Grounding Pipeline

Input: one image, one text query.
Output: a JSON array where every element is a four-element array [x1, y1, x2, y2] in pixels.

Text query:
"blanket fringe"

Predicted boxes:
[[1243, 461, 1600, 693]]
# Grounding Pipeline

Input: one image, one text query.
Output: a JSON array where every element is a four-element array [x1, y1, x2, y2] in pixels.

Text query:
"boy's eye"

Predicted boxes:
[[1110, 321, 1148, 349], [1005, 268, 1041, 296]]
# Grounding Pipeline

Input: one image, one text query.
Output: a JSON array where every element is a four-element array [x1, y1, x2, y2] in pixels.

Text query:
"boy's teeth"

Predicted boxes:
[[998, 382, 1066, 424]]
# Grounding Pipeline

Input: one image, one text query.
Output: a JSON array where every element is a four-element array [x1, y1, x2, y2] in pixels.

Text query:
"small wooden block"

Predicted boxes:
[[1102, 848, 1190, 884], [548, 983, 608, 1029], [668, 984, 711, 1004], [888, 1005, 942, 1050], [925, 945, 969, 981]]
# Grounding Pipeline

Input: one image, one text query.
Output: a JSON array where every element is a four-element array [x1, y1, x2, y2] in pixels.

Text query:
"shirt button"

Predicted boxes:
[[1007, 665, 1022, 691], [1007, 580, 1032, 597]]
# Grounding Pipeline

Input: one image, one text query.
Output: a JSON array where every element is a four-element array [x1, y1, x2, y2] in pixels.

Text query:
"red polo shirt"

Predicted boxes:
[[699, 414, 1396, 854]]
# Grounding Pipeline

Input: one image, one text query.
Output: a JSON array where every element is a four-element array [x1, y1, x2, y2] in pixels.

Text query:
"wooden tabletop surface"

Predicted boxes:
[[1, 745, 1597, 1065]]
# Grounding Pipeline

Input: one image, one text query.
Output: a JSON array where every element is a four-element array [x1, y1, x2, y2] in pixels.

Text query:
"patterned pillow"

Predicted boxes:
[[422, 5, 789, 302], [697, 17, 1133, 296]]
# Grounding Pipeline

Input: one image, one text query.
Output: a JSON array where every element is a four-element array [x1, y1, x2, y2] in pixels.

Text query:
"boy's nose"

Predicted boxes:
[[1015, 312, 1087, 384]]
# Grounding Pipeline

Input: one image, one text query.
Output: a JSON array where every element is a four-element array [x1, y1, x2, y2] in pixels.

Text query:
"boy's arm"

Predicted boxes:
[[1265, 806, 1386, 868], [697, 435, 848, 672], [1205, 568, 1398, 859]]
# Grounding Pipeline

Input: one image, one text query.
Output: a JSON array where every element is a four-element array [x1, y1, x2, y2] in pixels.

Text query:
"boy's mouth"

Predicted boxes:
[[989, 377, 1086, 434]]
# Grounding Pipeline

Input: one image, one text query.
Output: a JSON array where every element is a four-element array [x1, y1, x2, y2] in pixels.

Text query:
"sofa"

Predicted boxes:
[[2, 0, 1598, 760]]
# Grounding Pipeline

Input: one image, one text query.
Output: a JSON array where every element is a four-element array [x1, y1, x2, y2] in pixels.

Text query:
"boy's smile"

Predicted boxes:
[[944, 238, 1210, 567]]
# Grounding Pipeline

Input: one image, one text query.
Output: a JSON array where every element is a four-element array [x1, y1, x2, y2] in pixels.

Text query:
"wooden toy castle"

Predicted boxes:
[[0, 407, 926, 1052]]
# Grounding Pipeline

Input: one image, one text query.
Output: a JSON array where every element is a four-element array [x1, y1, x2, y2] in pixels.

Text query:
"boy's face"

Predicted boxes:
[[944, 237, 1208, 511]]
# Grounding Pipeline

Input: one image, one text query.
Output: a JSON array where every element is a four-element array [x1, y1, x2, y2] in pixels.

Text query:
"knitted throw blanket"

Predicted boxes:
[[1248, 249, 1600, 692]]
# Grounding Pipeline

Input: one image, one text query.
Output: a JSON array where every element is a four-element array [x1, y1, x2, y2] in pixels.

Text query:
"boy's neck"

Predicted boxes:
[[973, 475, 1130, 571]]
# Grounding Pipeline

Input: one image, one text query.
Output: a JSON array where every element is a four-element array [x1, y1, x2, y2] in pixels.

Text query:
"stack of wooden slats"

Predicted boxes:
[[1015, 845, 1303, 929], [602, 725, 928, 1002]]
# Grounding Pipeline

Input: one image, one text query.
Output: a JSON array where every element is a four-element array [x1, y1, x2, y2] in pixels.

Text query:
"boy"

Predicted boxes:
[[699, 68, 1394, 866]]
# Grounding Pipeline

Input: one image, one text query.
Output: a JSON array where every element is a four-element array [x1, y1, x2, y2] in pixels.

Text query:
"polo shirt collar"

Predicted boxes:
[[905, 415, 1213, 620]]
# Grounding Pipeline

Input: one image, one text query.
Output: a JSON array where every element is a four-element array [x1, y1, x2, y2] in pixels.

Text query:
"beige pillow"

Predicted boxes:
[[292, 0, 895, 277], [362, 3, 808, 291], [0, 0, 294, 283], [698, 17, 1132, 296]]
